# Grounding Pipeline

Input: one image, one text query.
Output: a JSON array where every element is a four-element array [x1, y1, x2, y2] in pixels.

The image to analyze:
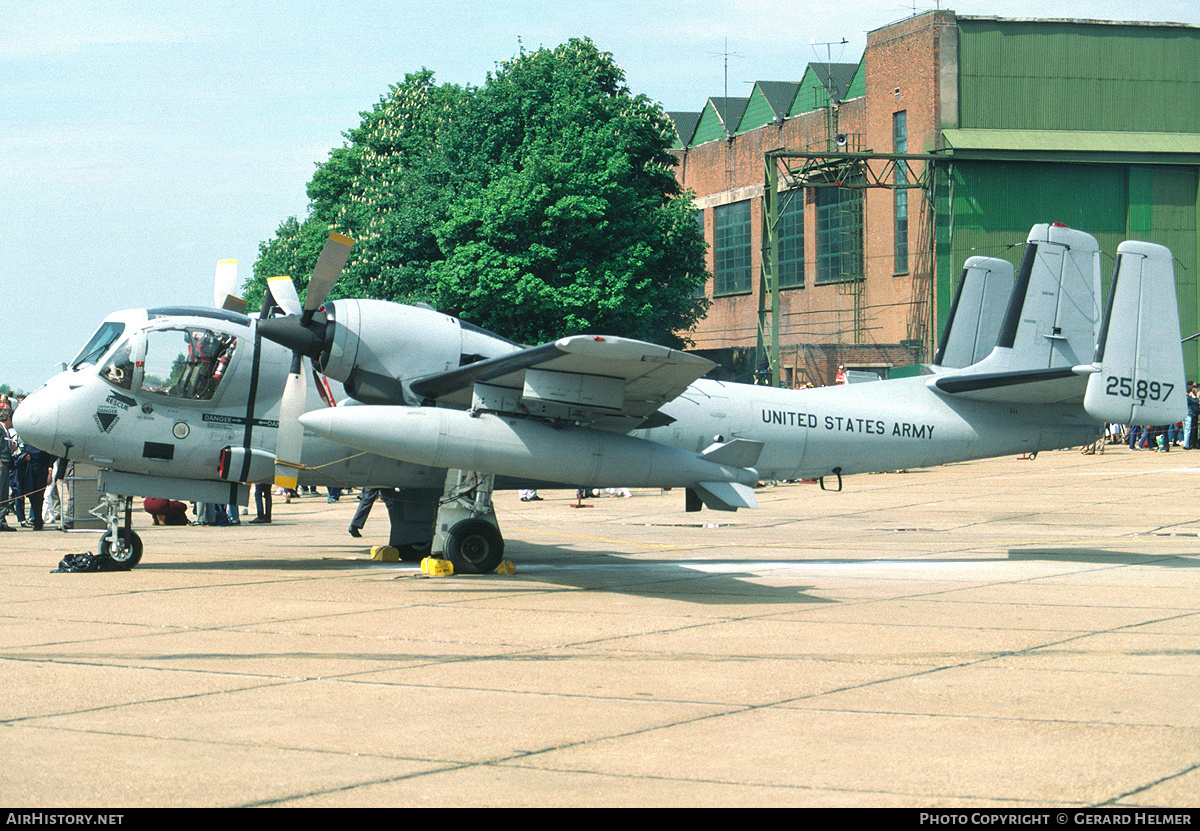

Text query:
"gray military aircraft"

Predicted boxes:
[[254, 223, 1186, 574], [17, 223, 1184, 574]]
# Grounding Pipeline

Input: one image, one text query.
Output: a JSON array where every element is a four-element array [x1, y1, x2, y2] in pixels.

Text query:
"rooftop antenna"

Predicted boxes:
[[709, 38, 744, 138], [811, 37, 849, 150]]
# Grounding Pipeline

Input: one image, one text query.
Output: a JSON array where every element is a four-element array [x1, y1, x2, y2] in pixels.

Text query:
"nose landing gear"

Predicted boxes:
[[91, 494, 143, 568]]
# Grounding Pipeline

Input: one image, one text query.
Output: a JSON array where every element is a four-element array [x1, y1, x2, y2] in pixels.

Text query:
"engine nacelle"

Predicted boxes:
[[319, 300, 520, 405]]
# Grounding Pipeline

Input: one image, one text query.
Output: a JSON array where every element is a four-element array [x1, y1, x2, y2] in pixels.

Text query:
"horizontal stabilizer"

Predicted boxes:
[[691, 481, 758, 512], [929, 365, 1092, 404], [1084, 241, 1186, 426]]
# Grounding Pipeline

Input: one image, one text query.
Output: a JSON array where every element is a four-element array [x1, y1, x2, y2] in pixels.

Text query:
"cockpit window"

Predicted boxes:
[[71, 321, 125, 370], [139, 328, 238, 401], [99, 343, 135, 390]]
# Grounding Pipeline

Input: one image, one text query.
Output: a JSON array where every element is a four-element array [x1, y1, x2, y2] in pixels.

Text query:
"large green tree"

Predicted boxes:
[[249, 39, 708, 347]]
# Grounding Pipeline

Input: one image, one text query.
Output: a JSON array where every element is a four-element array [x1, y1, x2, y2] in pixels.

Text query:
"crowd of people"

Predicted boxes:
[[1101, 381, 1200, 452], [0, 394, 61, 532]]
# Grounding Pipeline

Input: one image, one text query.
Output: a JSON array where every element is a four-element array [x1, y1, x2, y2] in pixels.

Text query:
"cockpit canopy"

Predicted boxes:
[[71, 320, 125, 371], [76, 313, 242, 403]]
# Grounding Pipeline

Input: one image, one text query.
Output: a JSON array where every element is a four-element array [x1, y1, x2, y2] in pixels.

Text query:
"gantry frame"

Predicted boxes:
[[760, 149, 943, 387]]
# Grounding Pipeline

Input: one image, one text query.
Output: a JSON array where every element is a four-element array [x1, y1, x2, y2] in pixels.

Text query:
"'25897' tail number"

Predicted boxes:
[[1105, 376, 1174, 404]]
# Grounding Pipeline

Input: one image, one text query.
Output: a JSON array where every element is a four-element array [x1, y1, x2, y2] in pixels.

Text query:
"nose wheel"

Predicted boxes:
[[99, 526, 143, 568], [91, 494, 143, 569]]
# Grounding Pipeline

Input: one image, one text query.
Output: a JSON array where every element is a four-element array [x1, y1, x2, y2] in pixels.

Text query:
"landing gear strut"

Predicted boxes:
[[432, 470, 504, 574], [91, 494, 143, 568]]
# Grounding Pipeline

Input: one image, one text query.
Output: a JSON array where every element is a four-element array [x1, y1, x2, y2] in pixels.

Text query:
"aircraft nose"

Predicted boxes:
[[13, 385, 60, 453]]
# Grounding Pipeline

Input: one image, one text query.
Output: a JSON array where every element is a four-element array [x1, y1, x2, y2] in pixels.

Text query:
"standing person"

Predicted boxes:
[[8, 419, 27, 527], [348, 487, 396, 537], [23, 444, 53, 531], [0, 408, 13, 531], [1185, 383, 1199, 449], [43, 457, 62, 527], [250, 483, 272, 523]]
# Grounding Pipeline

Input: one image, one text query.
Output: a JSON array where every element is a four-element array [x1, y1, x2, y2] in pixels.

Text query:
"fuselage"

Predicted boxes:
[[296, 372, 1104, 495], [20, 303, 1106, 503], [641, 376, 1102, 481]]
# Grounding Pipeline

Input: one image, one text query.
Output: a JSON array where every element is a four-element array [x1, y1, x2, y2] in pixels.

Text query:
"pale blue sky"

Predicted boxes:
[[2, 0, 1195, 392]]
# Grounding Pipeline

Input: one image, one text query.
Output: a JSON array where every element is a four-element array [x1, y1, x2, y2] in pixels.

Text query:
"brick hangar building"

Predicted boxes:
[[670, 9, 1200, 386]]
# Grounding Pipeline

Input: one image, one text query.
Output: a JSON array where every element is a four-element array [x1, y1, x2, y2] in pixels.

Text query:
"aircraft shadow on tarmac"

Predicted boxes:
[[119, 544, 1199, 605], [133, 541, 836, 605], [1007, 548, 1200, 567]]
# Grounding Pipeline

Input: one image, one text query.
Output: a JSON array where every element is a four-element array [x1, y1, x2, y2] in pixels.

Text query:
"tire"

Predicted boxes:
[[397, 541, 432, 563], [99, 528, 143, 568], [444, 518, 503, 574]]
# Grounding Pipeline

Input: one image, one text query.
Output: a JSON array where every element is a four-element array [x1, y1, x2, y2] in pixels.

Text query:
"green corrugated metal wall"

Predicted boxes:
[[1133, 165, 1200, 372], [691, 101, 726, 146], [942, 160, 1199, 377], [844, 56, 865, 101], [787, 66, 832, 118], [957, 19, 1200, 133], [944, 19, 1200, 377]]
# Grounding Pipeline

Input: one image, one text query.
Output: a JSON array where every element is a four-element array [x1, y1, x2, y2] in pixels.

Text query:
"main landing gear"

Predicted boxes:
[[433, 470, 505, 574], [443, 517, 504, 574], [91, 493, 143, 568]]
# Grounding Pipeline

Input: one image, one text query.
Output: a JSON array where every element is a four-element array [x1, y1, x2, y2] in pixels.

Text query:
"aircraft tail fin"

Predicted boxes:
[[929, 224, 1102, 404], [1083, 241, 1186, 426], [979, 223, 1102, 373], [933, 256, 1014, 368]]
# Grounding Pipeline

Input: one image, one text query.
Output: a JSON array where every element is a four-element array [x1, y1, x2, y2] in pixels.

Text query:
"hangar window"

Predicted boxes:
[[777, 190, 804, 288], [894, 110, 909, 275], [714, 199, 752, 295], [815, 180, 863, 284]]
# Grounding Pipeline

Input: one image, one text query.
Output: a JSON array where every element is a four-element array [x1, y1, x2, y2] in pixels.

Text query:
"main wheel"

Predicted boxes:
[[397, 540, 432, 562], [444, 518, 503, 574], [99, 528, 143, 568]]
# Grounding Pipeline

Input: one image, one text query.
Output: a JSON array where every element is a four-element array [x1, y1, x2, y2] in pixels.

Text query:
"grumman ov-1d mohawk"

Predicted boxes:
[[253, 223, 1186, 574]]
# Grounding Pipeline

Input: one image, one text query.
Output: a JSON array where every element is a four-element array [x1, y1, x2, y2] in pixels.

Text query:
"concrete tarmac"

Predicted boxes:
[[2, 444, 1199, 807]]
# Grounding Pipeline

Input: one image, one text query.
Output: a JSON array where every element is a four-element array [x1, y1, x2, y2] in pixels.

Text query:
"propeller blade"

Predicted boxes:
[[266, 275, 302, 316], [259, 275, 278, 320], [274, 356, 307, 490], [214, 259, 245, 312], [303, 232, 353, 321]]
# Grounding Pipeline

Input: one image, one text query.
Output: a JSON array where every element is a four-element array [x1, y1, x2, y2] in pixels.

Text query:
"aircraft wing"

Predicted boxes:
[[408, 335, 715, 432]]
